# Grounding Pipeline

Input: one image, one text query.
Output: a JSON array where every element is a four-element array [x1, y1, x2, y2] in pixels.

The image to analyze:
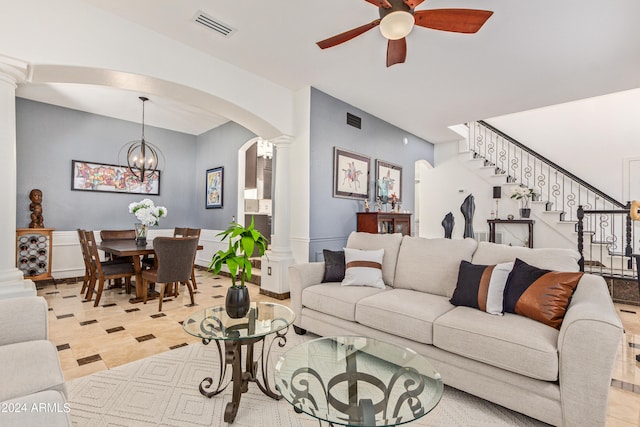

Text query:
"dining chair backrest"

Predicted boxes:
[[100, 229, 136, 241], [77, 229, 91, 269], [83, 230, 102, 275], [173, 227, 201, 239], [153, 236, 199, 284]]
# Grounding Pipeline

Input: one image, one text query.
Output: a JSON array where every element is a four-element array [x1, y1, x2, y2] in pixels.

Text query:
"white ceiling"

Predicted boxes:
[[17, 0, 640, 142]]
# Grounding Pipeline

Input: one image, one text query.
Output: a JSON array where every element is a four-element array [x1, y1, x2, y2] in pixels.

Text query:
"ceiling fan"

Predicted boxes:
[[316, 0, 493, 67]]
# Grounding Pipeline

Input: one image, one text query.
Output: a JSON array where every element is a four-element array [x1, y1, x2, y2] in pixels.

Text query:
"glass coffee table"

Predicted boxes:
[[275, 336, 443, 426], [183, 302, 295, 423]]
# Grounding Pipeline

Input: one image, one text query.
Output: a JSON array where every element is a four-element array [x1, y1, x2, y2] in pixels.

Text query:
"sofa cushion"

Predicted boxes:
[[433, 306, 560, 381], [394, 236, 478, 297], [0, 340, 66, 402], [471, 241, 580, 272], [346, 232, 403, 286], [355, 289, 454, 344], [503, 258, 583, 329], [302, 282, 390, 322], [342, 248, 385, 289], [450, 261, 513, 315], [322, 249, 345, 283]]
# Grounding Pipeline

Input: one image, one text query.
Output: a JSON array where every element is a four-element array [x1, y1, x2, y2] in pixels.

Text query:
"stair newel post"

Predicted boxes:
[[625, 201, 632, 258], [577, 205, 585, 272]]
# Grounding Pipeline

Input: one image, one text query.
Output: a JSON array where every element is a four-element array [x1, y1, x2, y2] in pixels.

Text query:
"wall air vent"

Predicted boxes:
[[346, 112, 362, 129], [193, 11, 237, 37]]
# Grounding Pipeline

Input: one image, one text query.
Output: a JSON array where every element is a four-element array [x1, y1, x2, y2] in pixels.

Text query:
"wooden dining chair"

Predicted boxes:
[[99, 229, 136, 287], [77, 229, 93, 297], [173, 227, 201, 289], [83, 230, 136, 307], [142, 236, 198, 312]]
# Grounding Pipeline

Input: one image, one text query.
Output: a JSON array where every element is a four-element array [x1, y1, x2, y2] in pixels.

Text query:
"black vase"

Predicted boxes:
[[520, 208, 531, 218], [225, 286, 250, 319]]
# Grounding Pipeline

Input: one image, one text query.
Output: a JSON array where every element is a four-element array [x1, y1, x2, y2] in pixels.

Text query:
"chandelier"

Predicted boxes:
[[123, 96, 162, 183]]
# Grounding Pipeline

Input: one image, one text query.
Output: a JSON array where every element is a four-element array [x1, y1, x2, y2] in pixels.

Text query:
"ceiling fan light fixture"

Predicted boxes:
[[379, 11, 414, 40]]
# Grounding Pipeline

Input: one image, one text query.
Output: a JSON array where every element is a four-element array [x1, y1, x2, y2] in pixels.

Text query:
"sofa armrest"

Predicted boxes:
[[0, 297, 49, 346], [289, 262, 325, 326], [557, 274, 623, 427]]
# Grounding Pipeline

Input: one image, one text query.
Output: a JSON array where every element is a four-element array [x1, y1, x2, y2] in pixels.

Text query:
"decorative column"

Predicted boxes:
[[260, 135, 295, 298], [0, 55, 36, 298]]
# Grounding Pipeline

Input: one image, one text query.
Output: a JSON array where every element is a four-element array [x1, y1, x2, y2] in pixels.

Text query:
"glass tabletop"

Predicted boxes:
[[275, 336, 443, 427], [183, 302, 295, 341]]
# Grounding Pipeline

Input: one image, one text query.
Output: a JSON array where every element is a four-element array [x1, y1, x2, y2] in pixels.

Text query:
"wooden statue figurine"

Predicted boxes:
[[460, 194, 475, 239], [29, 189, 44, 228]]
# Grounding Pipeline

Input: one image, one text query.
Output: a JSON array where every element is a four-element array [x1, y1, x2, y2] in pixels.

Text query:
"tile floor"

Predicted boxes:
[[38, 272, 640, 426]]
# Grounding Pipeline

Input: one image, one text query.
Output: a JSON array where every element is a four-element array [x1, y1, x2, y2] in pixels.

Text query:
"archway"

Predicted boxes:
[[28, 64, 284, 139]]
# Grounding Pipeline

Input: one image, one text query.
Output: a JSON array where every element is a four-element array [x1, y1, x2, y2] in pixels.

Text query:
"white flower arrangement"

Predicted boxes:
[[510, 186, 536, 201], [128, 198, 167, 227]]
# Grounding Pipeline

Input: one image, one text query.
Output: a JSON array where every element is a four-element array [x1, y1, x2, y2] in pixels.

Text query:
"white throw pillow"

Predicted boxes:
[[341, 248, 385, 289], [486, 261, 514, 315]]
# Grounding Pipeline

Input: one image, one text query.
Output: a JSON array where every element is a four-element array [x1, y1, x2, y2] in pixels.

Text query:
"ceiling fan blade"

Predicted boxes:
[[365, 0, 392, 8], [386, 38, 407, 67], [316, 19, 381, 49], [414, 9, 494, 34], [402, 0, 425, 9]]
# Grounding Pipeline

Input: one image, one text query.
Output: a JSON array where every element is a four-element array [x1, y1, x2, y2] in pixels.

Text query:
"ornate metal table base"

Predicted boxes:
[[199, 328, 288, 423]]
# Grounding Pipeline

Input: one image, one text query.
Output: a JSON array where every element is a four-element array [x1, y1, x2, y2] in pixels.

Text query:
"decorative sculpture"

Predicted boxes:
[[28, 189, 44, 228], [460, 194, 475, 239], [441, 212, 454, 239]]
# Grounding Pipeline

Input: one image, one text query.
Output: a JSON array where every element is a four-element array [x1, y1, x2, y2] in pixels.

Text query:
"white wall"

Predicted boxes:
[[289, 87, 312, 264], [421, 142, 497, 239]]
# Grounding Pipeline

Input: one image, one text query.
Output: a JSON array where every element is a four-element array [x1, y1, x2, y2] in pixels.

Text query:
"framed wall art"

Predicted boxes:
[[206, 166, 224, 209], [71, 160, 161, 195], [376, 159, 402, 203], [333, 147, 370, 200]]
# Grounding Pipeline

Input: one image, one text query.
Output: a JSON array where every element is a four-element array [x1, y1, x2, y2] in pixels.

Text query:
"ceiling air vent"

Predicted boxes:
[[346, 112, 362, 129], [193, 11, 237, 37]]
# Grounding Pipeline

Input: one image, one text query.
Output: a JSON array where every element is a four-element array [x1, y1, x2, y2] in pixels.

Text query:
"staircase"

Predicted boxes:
[[462, 121, 639, 303]]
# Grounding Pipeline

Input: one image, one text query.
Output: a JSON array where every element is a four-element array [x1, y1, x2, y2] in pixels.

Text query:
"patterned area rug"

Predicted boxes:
[[68, 332, 547, 426]]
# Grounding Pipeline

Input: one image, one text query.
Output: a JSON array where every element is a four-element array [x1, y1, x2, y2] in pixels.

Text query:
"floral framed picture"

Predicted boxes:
[[206, 166, 224, 209], [376, 159, 402, 203], [333, 147, 370, 200], [71, 160, 160, 195]]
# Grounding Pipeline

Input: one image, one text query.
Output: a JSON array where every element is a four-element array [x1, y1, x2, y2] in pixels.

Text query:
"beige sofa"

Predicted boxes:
[[0, 297, 71, 427], [289, 232, 623, 427]]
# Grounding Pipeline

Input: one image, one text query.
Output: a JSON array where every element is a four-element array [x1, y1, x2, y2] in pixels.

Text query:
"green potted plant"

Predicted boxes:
[[208, 217, 268, 318]]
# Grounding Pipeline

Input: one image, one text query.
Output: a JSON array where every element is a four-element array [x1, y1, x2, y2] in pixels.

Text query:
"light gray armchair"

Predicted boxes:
[[0, 296, 71, 426]]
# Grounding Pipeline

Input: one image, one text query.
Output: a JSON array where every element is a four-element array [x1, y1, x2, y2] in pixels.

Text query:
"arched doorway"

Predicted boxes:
[[237, 138, 273, 240]]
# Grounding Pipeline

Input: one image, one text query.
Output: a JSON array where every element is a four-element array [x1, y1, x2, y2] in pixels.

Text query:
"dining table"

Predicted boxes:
[[97, 239, 203, 303]]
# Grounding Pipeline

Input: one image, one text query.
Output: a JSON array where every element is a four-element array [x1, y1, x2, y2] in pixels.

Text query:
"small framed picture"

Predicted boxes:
[[206, 166, 223, 209], [376, 160, 402, 203], [333, 147, 370, 200]]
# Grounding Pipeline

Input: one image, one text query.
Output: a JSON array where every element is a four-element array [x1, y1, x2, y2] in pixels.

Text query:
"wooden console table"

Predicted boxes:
[[357, 212, 411, 236], [487, 219, 534, 248]]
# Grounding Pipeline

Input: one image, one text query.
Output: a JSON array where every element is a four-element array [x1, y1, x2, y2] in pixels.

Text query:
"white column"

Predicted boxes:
[[260, 135, 295, 298], [0, 55, 36, 298]]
